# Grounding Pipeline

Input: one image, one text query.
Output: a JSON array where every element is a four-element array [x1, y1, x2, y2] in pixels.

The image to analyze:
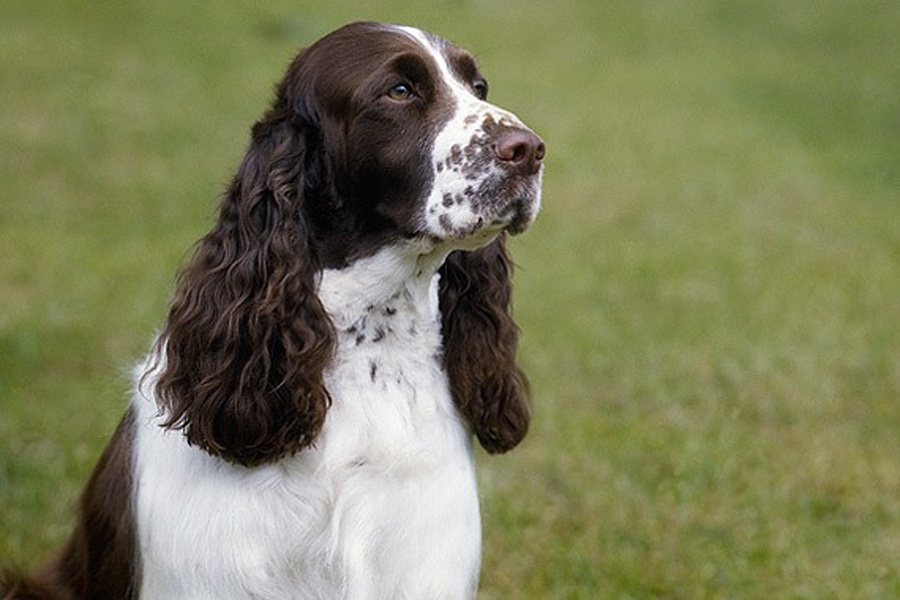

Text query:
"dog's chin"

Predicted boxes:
[[492, 193, 541, 236], [416, 187, 541, 253], [441, 207, 538, 252], [454, 227, 503, 251], [502, 202, 540, 236], [484, 176, 542, 237]]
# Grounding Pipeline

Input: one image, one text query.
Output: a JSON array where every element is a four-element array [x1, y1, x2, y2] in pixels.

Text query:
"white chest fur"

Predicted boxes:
[[133, 246, 481, 599]]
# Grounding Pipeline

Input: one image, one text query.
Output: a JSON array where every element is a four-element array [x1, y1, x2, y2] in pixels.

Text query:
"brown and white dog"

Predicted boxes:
[[3, 21, 544, 599]]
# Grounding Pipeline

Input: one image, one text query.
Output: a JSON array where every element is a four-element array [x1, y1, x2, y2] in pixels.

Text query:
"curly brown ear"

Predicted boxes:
[[439, 234, 530, 454], [154, 101, 334, 467]]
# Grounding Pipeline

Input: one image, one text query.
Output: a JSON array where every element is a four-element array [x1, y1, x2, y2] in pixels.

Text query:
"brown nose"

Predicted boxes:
[[494, 128, 545, 176]]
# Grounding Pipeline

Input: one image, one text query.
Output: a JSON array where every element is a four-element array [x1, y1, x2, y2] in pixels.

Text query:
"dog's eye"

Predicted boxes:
[[472, 80, 488, 100], [387, 83, 416, 101]]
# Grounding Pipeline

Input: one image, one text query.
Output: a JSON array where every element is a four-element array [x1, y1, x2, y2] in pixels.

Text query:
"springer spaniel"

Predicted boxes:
[[3, 21, 543, 599]]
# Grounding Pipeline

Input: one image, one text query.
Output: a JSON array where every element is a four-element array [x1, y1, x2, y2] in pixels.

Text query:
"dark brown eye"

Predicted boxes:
[[472, 80, 488, 100], [387, 83, 416, 101]]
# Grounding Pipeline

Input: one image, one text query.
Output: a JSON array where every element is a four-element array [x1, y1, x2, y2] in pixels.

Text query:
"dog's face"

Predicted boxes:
[[282, 22, 544, 258]]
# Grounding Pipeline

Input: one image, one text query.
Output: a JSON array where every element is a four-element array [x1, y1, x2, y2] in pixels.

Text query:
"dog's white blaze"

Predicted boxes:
[[398, 26, 536, 240]]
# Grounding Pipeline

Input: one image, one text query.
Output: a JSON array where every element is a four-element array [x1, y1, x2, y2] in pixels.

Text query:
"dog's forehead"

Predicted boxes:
[[391, 25, 481, 83], [310, 23, 420, 64], [300, 23, 479, 90]]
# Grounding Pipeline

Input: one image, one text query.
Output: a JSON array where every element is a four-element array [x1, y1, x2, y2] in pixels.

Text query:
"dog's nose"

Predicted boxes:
[[494, 128, 545, 176]]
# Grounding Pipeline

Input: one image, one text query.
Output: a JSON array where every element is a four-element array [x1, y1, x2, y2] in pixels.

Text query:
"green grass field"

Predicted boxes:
[[2, 0, 899, 596]]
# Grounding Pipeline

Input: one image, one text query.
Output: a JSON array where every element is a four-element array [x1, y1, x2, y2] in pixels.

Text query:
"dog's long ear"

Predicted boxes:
[[439, 234, 530, 454], [154, 92, 334, 467]]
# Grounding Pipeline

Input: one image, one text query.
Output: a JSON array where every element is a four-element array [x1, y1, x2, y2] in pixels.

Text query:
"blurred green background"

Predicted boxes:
[[2, 0, 899, 597]]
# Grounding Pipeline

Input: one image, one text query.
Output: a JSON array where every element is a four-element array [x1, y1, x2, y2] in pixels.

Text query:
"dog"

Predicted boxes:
[[2, 21, 544, 598]]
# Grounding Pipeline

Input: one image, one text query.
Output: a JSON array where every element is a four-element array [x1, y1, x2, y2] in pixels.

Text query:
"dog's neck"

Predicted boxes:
[[317, 242, 450, 348]]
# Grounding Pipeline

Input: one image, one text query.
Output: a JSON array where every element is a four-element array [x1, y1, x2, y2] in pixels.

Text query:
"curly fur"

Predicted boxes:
[[439, 237, 530, 454], [3, 21, 543, 599], [155, 106, 335, 467]]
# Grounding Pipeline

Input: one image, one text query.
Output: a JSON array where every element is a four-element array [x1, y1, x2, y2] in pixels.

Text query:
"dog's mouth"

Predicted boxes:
[[422, 121, 544, 244], [480, 170, 543, 235]]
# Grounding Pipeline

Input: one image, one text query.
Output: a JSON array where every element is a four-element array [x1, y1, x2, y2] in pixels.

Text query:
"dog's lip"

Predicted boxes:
[[493, 193, 540, 233]]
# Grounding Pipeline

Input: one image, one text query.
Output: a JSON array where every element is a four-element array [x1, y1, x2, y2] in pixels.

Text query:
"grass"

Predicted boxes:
[[2, 0, 899, 596]]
